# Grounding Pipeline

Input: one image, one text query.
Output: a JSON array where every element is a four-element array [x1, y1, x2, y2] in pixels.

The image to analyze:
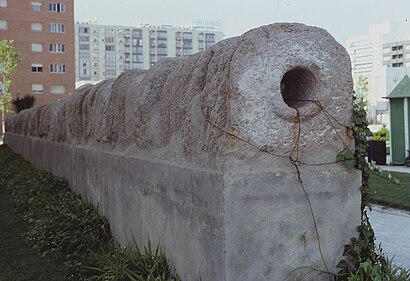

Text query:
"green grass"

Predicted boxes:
[[0, 144, 180, 281], [369, 171, 410, 211], [0, 147, 70, 281]]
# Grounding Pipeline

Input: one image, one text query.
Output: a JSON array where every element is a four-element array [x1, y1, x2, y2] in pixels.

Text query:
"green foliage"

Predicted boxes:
[[1, 146, 112, 279], [354, 75, 370, 112], [0, 40, 19, 77], [88, 239, 180, 281], [12, 94, 35, 113], [337, 214, 410, 281], [336, 96, 409, 281], [0, 145, 180, 280], [369, 171, 410, 211], [0, 81, 12, 114], [372, 126, 389, 142], [336, 150, 356, 168], [0, 40, 19, 115]]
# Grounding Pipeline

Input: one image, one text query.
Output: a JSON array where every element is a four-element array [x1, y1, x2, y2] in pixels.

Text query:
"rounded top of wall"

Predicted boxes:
[[5, 23, 354, 170]]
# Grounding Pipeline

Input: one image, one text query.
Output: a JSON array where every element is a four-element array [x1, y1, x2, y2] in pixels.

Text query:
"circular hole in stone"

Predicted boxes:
[[280, 67, 316, 108]]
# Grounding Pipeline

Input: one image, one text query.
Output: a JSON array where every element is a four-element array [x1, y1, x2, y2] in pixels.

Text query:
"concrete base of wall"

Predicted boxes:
[[5, 133, 361, 281]]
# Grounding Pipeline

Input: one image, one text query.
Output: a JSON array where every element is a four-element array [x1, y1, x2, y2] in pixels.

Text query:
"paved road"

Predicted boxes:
[[368, 205, 410, 269]]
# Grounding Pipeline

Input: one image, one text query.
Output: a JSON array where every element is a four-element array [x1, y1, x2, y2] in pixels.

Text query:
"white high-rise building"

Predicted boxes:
[[75, 20, 224, 82], [346, 22, 410, 123]]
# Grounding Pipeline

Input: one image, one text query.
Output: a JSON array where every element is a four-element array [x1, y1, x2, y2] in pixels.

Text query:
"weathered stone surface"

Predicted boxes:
[[5, 23, 360, 281]]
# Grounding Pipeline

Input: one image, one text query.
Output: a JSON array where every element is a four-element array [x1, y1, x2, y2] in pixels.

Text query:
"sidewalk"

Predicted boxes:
[[376, 154, 410, 173], [369, 205, 410, 269], [378, 165, 410, 174]]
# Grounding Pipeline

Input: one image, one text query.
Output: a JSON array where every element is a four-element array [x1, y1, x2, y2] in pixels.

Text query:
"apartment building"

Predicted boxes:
[[346, 22, 410, 123], [382, 40, 410, 68], [75, 20, 224, 81], [0, 0, 75, 107]]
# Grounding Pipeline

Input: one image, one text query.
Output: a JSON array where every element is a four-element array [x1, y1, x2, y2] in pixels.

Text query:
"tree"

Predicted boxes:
[[354, 75, 370, 112], [0, 40, 20, 137]]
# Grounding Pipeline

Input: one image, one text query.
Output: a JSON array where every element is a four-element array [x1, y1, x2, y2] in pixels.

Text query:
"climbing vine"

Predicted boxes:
[[335, 97, 410, 281]]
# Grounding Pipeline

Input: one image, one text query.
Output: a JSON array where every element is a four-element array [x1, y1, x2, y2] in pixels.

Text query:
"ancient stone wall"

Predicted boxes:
[[5, 23, 361, 281]]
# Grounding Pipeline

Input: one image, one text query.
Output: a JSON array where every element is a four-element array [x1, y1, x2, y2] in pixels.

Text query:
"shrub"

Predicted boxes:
[[0, 145, 180, 280], [2, 147, 111, 279], [372, 126, 389, 142], [88, 239, 180, 281], [12, 94, 35, 113]]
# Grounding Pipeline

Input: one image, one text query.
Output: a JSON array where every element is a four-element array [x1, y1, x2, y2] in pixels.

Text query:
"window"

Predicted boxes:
[[79, 51, 90, 58], [31, 22, 43, 32], [183, 49, 193, 56], [79, 36, 89, 42], [31, 43, 43, 52], [50, 85, 66, 94], [157, 31, 167, 39], [205, 33, 215, 42], [183, 41, 192, 49], [105, 60, 116, 67], [105, 45, 115, 51], [79, 44, 90, 50], [132, 29, 142, 38], [50, 64, 66, 73], [49, 43, 65, 53], [157, 39, 167, 48], [392, 45, 403, 51], [0, 20, 7, 30], [105, 69, 116, 76], [0, 0, 7, 8], [49, 23, 65, 33], [78, 27, 89, 33], [392, 54, 403, 59], [32, 84, 44, 94], [392, 62, 403, 67], [32, 64, 43, 73], [157, 48, 167, 56], [49, 3, 64, 12], [31, 2, 42, 11], [183, 32, 192, 40]]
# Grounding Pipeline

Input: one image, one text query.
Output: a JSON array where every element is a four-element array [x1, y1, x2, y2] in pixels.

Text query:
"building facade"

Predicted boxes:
[[346, 22, 410, 123], [0, 0, 75, 106], [75, 20, 224, 81], [382, 40, 410, 68]]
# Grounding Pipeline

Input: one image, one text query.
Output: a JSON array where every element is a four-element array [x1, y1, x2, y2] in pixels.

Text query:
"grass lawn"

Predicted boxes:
[[369, 171, 410, 212], [0, 171, 69, 281], [0, 144, 180, 281]]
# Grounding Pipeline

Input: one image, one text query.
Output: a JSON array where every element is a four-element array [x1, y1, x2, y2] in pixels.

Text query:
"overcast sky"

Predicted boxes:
[[74, 0, 410, 46]]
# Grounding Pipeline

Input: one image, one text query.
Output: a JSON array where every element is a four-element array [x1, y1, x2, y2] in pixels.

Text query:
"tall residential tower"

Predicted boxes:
[[75, 20, 224, 82], [346, 22, 410, 123], [0, 0, 75, 107]]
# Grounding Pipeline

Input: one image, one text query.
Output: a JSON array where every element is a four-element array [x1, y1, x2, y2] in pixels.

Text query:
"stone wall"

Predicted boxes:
[[5, 23, 361, 281]]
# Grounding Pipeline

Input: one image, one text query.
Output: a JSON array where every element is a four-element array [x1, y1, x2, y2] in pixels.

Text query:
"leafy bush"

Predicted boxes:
[[336, 215, 410, 281], [372, 126, 389, 142], [88, 239, 180, 281], [2, 148, 111, 279], [0, 145, 180, 280], [12, 94, 35, 113]]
